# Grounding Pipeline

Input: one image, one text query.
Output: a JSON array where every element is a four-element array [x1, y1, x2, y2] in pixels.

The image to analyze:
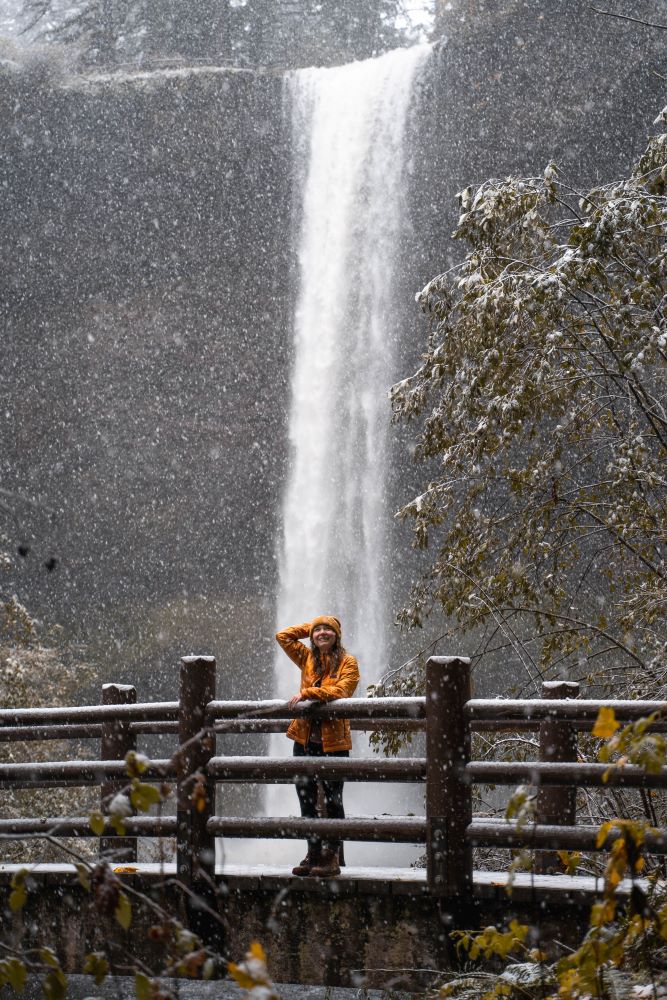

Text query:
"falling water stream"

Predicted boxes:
[[222, 44, 431, 867], [261, 45, 431, 868], [275, 44, 431, 682]]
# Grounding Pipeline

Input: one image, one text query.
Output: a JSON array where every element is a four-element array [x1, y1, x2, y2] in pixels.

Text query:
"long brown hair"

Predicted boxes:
[[310, 637, 346, 678]]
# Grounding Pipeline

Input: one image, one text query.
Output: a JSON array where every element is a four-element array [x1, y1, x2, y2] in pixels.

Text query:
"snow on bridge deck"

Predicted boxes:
[[0, 862, 654, 903]]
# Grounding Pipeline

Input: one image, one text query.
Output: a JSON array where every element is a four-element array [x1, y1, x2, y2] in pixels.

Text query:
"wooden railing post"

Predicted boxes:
[[426, 656, 472, 897], [100, 683, 137, 863], [177, 656, 216, 894], [535, 680, 580, 873]]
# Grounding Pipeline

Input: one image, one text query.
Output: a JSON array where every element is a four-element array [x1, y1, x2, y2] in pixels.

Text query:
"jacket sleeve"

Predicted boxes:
[[275, 622, 311, 668], [301, 654, 360, 701]]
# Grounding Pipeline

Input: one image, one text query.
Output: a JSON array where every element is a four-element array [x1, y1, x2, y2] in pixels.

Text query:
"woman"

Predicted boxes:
[[275, 615, 360, 878]]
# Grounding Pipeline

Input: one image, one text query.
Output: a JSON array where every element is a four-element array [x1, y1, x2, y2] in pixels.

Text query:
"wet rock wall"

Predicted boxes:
[[1, 66, 293, 699]]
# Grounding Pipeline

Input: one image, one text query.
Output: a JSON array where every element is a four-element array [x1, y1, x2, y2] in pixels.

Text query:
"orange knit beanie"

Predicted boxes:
[[309, 615, 342, 640]]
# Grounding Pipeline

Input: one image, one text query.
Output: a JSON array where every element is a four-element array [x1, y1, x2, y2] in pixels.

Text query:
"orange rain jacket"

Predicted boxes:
[[275, 622, 360, 752]]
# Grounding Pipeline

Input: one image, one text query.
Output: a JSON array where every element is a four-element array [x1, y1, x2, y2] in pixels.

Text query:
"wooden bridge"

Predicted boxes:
[[1, 655, 666, 988]]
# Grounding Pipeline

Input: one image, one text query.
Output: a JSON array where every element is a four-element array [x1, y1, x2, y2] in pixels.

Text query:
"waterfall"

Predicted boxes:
[[275, 44, 430, 692], [253, 46, 430, 868]]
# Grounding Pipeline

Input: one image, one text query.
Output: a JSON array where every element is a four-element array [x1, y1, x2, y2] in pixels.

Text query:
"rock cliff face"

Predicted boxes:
[[1, 67, 293, 696], [1, 2, 664, 696]]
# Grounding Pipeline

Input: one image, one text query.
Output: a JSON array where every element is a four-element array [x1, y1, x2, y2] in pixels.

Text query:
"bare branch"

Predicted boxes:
[[590, 6, 667, 31]]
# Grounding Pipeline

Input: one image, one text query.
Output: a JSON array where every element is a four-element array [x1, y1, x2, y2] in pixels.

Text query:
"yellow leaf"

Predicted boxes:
[[9, 884, 26, 912], [191, 779, 208, 814], [130, 782, 161, 813], [39, 949, 60, 970], [596, 822, 613, 849], [115, 891, 132, 931], [557, 850, 581, 875], [75, 863, 91, 891], [250, 941, 266, 962], [125, 750, 148, 777], [83, 952, 109, 986], [43, 969, 66, 1000], [5, 958, 27, 992], [89, 811, 105, 837], [593, 707, 620, 739], [227, 963, 256, 990], [508, 919, 528, 942], [110, 814, 127, 836], [135, 972, 152, 1000]]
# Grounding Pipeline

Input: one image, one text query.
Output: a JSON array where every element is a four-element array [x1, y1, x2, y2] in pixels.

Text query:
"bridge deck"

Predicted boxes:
[[0, 862, 652, 903]]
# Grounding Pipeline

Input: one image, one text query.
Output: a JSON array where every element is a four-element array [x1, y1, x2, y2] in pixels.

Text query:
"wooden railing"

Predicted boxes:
[[0, 655, 665, 902], [433, 657, 667, 897]]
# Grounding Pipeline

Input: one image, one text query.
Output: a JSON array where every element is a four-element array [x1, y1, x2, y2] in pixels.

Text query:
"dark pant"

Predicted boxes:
[[293, 740, 349, 854]]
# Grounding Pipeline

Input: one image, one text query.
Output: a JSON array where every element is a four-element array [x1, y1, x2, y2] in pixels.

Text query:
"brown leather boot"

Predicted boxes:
[[291, 845, 320, 877], [310, 848, 341, 878]]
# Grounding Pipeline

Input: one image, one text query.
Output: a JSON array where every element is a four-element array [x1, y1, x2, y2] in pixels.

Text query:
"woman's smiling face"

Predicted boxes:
[[311, 624, 337, 652]]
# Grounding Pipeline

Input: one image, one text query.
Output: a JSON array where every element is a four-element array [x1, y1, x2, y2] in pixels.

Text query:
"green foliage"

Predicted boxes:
[[367, 648, 432, 754], [453, 919, 530, 962], [20, 0, 413, 69], [368, 667, 420, 755], [40, 949, 67, 1000], [505, 785, 536, 829], [0, 547, 97, 864], [0, 957, 28, 993], [134, 972, 152, 1000], [552, 818, 667, 1000], [9, 868, 28, 912], [83, 952, 110, 986], [503, 788, 535, 893], [446, 712, 667, 1000], [0, 552, 261, 994], [1, 595, 34, 646], [392, 131, 667, 694], [115, 890, 132, 930], [594, 707, 667, 777], [88, 750, 171, 840], [130, 781, 162, 812], [89, 810, 106, 837]]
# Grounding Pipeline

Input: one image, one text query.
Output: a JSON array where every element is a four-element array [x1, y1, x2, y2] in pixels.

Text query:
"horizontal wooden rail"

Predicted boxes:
[[0, 723, 179, 742], [0, 717, 426, 743], [206, 697, 426, 721], [0, 697, 426, 742], [0, 816, 177, 837], [0, 725, 109, 742], [207, 755, 426, 782], [0, 754, 425, 787], [0, 759, 174, 789], [468, 820, 667, 853], [211, 718, 426, 734], [8, 713, 645, 743], [0, 703, 179, 726], [0, 815, 427, 843], [206, 816, 426, 841], [466, 698, 667, 724], [466, 760, 667, 788]]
